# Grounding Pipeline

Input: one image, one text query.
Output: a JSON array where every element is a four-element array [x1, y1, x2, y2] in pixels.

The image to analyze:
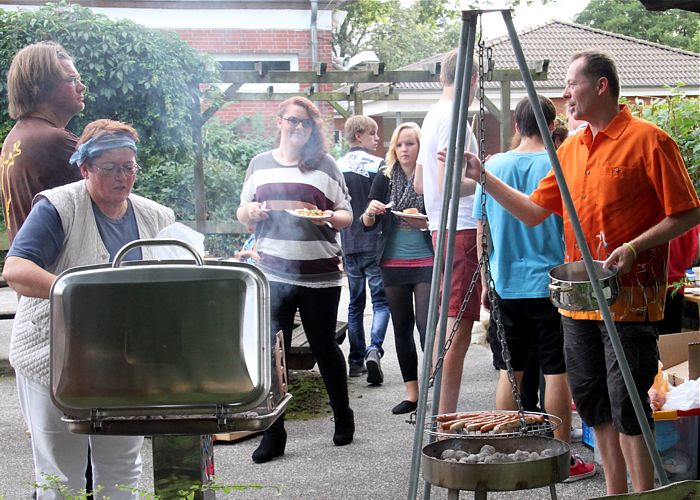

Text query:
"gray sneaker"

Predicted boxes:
[[365, 350, 383, 385], [349, 364, 366, 377]]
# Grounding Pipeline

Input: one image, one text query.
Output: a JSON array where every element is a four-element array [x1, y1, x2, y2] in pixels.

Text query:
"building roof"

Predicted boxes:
[[397, 20, 700, 93]]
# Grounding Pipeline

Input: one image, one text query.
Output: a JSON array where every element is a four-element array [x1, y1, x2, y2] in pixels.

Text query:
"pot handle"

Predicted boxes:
[[548, 283, 573, 293], [113, 238, 204, 268]]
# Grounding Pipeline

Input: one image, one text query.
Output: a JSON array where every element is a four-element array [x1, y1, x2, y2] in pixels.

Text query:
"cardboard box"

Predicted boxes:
[[657, 330, 700, 386]]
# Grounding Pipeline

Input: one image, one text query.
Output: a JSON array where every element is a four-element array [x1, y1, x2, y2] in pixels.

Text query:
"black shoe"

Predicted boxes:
[[252, 418, 287, 463], [365, 350, 383, 385], [333, 409, 354, 446], [392, 400, 418, 414], [349, 364, 366, 377]]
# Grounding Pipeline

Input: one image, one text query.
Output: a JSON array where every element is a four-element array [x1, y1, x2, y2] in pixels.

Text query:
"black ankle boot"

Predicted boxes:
[[333, 408, 354, 446], [252, 418, 287, 463]]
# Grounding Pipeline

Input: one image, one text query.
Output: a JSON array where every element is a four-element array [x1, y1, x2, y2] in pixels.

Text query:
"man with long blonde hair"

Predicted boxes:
[[1, 41, 86, 244]]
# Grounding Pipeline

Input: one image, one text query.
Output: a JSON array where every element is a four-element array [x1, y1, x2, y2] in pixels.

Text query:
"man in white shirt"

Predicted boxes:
[[415, 49, 480, 414]]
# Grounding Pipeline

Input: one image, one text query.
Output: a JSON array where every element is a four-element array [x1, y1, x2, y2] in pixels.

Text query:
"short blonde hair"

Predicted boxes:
[[7, 41, 74, 119], [343, 115, 377, 144], [384, 122, 420, 178], [439, 48, 477, 88]]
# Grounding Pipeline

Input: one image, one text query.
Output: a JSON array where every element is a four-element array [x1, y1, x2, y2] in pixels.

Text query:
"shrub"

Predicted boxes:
[[629, 86, 700, 193]]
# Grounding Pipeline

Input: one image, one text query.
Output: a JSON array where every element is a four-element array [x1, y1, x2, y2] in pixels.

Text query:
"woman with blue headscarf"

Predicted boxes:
[[3, 119, 174, 499]]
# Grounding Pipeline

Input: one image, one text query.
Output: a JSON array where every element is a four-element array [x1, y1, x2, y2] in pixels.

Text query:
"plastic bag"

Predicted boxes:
[[661, 378, 700, 411], [648, 361, 668, 411], [152, 223, 205, 260]]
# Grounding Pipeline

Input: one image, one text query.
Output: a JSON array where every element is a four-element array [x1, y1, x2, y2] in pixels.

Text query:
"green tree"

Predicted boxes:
[[574, 0, 700, 52], [136, 114, 273, 237], [334, 0, 463, 69], [334, 0, 553, 69], [630, 86, 700, 193], [0, 2, 219, 169]]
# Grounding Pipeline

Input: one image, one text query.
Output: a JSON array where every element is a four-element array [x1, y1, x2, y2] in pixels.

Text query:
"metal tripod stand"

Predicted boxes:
[[408, 8, 670, 499]]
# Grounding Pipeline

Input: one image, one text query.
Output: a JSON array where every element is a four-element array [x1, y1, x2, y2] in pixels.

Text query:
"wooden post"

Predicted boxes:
[[192, 95, 207, 234], [354, 89, 363, 115], [500, 80, 512, 151]]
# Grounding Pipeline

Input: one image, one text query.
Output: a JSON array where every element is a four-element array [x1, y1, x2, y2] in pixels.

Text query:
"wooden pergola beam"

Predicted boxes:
[[219, 69, 440, 85], [221, 91, 398, 102], [218, 66, 548, 85]]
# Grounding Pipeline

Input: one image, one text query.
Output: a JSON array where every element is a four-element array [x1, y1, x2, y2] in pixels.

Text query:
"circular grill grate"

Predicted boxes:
[[423, 410, 562, 440]]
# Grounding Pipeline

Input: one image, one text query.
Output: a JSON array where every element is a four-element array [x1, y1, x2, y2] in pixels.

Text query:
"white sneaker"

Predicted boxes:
[[571, 427, 583, 442]]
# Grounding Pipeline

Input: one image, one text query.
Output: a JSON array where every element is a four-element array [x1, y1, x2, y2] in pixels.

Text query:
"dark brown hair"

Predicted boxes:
[[514, 94, 556, 138], [570, 50, 620, 100]]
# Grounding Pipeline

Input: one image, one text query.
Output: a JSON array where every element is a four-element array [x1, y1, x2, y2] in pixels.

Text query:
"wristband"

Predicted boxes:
[[365, 211, 375, 219], [622, 242, 637, 259]]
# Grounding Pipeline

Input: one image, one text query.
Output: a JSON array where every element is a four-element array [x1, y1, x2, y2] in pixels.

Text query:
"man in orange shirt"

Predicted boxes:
[[460, 50, 700, 495]]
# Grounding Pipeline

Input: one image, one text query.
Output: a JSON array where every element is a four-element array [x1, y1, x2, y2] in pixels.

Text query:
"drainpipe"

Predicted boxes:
[[310, 0, 318, 67]]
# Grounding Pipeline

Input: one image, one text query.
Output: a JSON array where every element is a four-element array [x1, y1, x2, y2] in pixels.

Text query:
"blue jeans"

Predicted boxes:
[[344, 251, 390, 369]]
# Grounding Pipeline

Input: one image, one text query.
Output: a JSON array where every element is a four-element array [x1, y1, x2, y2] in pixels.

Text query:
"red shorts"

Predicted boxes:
[[432, 229, 481, 320]]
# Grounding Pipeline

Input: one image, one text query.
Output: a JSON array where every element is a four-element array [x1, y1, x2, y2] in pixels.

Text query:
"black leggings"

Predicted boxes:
[[384, 282, 431, 383], [270, 281, 350, 415]]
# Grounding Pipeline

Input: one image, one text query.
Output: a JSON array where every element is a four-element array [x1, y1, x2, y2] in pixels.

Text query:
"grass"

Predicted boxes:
[[285, 370, 331, 420]]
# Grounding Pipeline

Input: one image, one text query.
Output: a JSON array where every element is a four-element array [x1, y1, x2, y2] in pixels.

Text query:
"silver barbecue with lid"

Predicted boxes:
[[50, 239, 290, 496]]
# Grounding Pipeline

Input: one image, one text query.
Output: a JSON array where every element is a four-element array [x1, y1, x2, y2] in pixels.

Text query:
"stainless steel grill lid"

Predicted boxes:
[[50, 253, 271, 420]]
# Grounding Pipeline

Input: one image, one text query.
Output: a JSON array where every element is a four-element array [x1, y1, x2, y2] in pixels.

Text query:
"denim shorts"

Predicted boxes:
[[562, 317, 658, 435]]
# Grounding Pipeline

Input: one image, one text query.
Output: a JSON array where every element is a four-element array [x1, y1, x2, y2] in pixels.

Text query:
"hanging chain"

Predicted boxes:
[[476, 26, 526, 423]]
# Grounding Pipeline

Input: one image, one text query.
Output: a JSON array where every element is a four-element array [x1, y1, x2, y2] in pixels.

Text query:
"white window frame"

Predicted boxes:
[[214, 54, 300, 93]]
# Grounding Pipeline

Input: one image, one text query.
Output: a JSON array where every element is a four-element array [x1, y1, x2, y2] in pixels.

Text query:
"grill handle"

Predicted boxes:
[[548, 282, 573, 293], [113, 238, 204, 268]]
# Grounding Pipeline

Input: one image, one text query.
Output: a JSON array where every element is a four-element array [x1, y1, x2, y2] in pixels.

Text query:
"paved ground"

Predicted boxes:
[[0, 284, 611, 499]]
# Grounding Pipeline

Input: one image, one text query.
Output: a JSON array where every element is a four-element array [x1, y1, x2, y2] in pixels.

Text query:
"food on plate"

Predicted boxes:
[[403, 208, 419, 214], [295, 208, 325, 217], [436, 411, 545, 434]]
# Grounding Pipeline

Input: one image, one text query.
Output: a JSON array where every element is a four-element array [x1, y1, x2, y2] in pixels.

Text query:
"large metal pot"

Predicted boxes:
[[549, 260, 620, 312]]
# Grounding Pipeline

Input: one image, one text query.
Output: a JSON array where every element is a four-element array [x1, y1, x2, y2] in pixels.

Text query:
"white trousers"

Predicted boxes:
[[16, 374, 144, 499]]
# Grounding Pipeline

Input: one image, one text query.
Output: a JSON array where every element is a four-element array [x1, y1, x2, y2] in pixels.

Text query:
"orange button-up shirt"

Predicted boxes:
[[531, 105, 699, 321]]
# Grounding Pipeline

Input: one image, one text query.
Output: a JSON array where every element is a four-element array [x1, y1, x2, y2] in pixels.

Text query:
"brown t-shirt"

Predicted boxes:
[[0, 116, 82, 244]]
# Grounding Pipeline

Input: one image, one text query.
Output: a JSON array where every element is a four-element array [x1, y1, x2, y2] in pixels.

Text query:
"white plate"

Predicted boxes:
[[391, 210, 428, 220], [285, 208, 332, 221]]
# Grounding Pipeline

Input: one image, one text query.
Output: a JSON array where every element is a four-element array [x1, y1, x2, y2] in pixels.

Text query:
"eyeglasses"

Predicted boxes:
[[63, 75, 83, 87], [93, 162, 140, 177], [282, 116, 314, 129]]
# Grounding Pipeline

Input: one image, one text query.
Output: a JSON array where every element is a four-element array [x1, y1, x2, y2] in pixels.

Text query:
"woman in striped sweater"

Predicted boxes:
[[237, 96, 354, 463]]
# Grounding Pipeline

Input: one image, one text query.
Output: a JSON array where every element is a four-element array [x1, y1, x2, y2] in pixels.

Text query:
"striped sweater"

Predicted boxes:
[[240, 151, 351, 287]]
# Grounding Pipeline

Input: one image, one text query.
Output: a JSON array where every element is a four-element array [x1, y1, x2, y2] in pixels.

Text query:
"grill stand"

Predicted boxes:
[[465, 484, 557, 500]]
